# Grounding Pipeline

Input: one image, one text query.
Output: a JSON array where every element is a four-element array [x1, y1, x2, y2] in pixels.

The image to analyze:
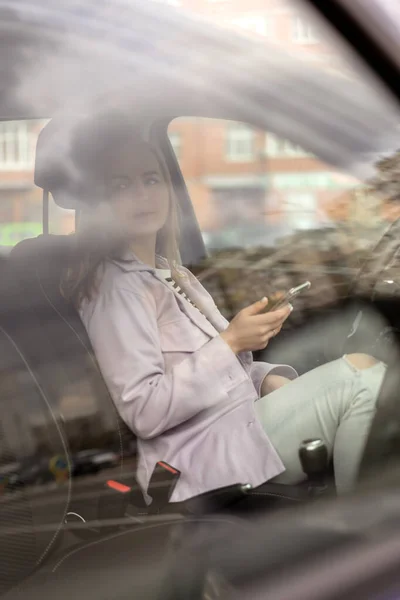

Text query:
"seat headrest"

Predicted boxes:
[[35, 111, 141, 210], [35, 115, 93, 210]]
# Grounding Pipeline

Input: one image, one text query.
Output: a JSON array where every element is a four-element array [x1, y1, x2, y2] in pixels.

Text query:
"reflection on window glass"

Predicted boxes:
[[292, 16, 318, 44], [185, 0, 349, 73], [229, 15, 273, 38], [150, 0, 181, 5], [0, 119, 74, 254]]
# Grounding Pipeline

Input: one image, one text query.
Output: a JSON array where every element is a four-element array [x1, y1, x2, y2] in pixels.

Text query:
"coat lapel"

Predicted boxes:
[[170, 268, 229, 335]]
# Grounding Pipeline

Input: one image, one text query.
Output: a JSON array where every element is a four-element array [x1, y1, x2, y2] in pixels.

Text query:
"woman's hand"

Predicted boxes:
[[261, 374, 292, 396], [220, 297, 292, 354]]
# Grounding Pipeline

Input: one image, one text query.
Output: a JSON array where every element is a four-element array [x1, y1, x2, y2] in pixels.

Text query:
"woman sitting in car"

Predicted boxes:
[[61, 110, 386, 502]]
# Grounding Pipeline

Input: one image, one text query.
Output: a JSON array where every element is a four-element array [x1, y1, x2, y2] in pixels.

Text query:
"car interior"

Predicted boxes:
[[2, 0, 400, 598]]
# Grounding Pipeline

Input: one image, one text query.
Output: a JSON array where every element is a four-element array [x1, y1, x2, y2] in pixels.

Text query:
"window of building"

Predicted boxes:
[[0, 121, 36, 171], [292, 16, 318, 44], [226, 125, 255, 162], [266, 134, 308, 158], [169, 132, 182, 160]]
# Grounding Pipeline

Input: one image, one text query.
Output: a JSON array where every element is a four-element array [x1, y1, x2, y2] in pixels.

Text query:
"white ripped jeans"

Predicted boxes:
[[255, 355, 387, 493]]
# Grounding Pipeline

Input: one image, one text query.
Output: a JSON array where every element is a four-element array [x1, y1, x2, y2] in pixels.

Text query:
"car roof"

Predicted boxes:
[[0, 0, 399, 179]]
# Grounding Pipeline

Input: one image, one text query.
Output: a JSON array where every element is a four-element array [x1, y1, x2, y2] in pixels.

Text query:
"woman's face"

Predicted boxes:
[[104, 140, 170, 239]]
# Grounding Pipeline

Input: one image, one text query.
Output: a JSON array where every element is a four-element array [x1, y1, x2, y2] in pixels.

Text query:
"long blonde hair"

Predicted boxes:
[[60, 111, 180, 307]]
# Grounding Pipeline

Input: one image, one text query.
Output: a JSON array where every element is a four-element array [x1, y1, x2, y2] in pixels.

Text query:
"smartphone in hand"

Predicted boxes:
[[264, 281, 311, 312]]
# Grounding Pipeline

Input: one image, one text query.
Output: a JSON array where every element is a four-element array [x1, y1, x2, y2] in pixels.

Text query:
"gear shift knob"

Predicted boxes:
[[299, 439, 328, 480]]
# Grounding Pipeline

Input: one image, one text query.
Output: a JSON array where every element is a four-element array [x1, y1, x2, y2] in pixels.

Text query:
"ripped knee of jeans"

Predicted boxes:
[[343, 353, 380, 371]]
